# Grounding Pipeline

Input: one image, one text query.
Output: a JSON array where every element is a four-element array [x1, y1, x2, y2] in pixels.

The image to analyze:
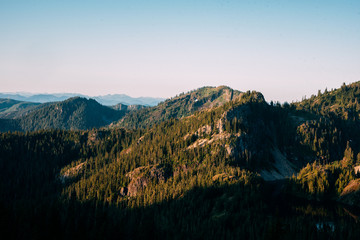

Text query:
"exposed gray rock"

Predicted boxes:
[[125, 164, 172, 197]]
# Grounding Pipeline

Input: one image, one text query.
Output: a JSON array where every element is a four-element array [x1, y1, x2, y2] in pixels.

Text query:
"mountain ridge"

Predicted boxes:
[[114, 85, 243, 129], [0, 86, 243, 132]]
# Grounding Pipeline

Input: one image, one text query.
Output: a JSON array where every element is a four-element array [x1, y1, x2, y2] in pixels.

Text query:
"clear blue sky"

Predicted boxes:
[[1, 0, 359, 102]]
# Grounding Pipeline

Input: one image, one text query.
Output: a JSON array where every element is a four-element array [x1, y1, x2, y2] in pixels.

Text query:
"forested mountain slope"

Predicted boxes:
[[1, 83, 360, 239], [289, 81, 360, 162], [114, 86, 242, 129], [18, 97, 127, 131], [295, 81, 360, 120], [62, 90, 301, 200], [0, 97, 127, 132], [0, 98, 42, 118]]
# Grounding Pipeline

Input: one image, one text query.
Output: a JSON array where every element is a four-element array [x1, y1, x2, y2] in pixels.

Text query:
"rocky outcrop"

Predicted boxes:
[[187, 132, 232, 149], [354, 166, 360, 176], [125, 164, 172, 197], [339, 179, 360, 206], [196, 125, 212, 136], [260, 148, 297, 181], [212, 173, 235, 182], [59, 161, 86, 183]]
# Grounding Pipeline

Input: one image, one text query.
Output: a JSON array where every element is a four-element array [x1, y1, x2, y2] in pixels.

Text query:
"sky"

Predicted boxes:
[[0, 0, 359, 102]]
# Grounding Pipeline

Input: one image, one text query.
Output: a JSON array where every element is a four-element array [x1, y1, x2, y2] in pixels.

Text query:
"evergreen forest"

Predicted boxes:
[[1, 83, 360, 239]]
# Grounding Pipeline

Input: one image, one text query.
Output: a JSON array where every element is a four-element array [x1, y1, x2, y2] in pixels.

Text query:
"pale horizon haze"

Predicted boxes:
[[1, 0, 359, 102]]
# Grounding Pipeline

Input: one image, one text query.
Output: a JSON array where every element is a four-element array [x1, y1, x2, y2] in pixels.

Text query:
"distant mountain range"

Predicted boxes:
[[0, 92, 164, 106]]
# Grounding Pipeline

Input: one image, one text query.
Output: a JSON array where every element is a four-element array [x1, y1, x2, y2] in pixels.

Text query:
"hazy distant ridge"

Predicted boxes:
[[0, 93, 164, 106]]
